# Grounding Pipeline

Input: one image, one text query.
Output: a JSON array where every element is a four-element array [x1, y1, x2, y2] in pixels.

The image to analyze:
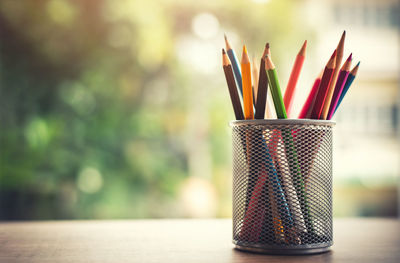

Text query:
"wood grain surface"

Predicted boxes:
[[0, 218, 399, 263]]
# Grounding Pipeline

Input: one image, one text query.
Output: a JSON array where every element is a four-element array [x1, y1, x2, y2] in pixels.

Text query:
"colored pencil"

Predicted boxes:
[[265, 53, 313, 234], [222, 49, 245, 120], [266, 131, 306, 235], [320, 31, 346, 119], [299, 71, 323, 119], [333, 61, 360, 115], [327, 53, 352, 120], [252, 57, 259, 101], [284, 40, 307, 117], [310, 49, 337, 119], [241, 45, 254, 120], [265, 88, 277, 119], [255, 43, 270, 119], [224, 34, 243, 97], [265, 54, 287, 119]]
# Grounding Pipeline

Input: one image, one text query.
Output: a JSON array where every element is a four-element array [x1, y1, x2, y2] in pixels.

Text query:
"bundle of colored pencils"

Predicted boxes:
[[223, 31, 360, 121], [223, 32, 360, 244]]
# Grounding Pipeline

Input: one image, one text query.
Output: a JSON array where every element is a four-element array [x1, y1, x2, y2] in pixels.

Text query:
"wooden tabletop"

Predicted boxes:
[[0, 218, 399, 263]]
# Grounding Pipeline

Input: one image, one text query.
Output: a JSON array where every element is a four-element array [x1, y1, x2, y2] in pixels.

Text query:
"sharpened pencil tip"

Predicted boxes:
[[347, 53, 352, 61], [330, 49, 337, 58], [266, 43, 270, 49], [356, 61, 360, 67], [222, 48, 226, 54], [224, 33, 227, 41], [243, 45, 247, 54], [299, 40, 307, 56]]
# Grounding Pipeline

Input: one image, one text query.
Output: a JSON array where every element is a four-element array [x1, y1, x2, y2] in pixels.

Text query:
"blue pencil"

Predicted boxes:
[[333, 61, 360, 115], [225, 34, 243, 97]]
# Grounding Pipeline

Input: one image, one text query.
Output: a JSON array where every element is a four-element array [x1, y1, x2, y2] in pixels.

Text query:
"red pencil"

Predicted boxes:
[[299, 71, 323, 119], [310, 50, 337, 119], [284, 40, 307, 117], [327, 53, 352, 120]]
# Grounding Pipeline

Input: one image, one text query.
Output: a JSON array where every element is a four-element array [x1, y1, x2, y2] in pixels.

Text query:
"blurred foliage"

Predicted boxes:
[[0, 0, 312, 219]]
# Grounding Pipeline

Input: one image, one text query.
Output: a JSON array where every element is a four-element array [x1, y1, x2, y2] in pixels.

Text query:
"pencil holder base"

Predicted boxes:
[[234, 241, 332, 255]]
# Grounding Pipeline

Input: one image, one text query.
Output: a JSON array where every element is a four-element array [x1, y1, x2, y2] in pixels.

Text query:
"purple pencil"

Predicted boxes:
[[327, 53, 352, 120]]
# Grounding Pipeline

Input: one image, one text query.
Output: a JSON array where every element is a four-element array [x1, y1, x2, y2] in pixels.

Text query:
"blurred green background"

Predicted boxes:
[[0, 0, 399, 220]]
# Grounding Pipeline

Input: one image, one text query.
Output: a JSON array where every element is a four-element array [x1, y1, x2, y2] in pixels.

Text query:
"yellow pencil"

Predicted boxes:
[[241, 45, 254, 120]]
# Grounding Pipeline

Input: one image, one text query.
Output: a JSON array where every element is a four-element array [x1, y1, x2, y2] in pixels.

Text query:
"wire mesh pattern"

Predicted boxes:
[[231, 120, 334, 253]]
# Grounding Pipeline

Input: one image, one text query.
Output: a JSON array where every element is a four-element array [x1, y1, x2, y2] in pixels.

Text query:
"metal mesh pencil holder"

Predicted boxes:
[[230, 119, 335, 255]]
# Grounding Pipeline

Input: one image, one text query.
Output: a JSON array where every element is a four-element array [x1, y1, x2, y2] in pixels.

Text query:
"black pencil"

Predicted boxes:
[[223, 49, 244, 120], [255, 43, 270, 119]]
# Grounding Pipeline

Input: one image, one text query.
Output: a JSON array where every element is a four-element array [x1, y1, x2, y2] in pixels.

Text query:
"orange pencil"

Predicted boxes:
[[241, 45, 254, 119], [320, 31, 345, 119], [284, 40, 307, 117]]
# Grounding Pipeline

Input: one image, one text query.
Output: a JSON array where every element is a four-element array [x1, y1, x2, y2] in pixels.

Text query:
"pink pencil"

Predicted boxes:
[[327, 53, 352, 120], [298, 71, 323, 119]]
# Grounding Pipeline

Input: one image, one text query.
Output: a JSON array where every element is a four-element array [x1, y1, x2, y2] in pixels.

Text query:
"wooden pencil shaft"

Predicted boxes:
[[320, 32, 345, 119], [223, 65, 245, 120], [266, 68, 287, 119], [227, 49, 243, 97], [255, 58, 268, 119], [327, 70, 350, 120], [309, 51, 336, 119], [241, 46, 254, 120], [284, 55, 304, 116], [333, 73, 356, 115], [299, 77, 321, 119], [284, 41, 306, 117], [310, 67, 334, 119], [242, 63, 253, 119]]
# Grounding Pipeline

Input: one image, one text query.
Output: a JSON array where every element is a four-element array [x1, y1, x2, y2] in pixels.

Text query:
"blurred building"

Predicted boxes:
[[302, 0, 400, 217]]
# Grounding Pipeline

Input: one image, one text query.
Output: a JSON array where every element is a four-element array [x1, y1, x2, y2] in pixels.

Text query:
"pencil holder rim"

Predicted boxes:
[[229, 119, 336, 127]]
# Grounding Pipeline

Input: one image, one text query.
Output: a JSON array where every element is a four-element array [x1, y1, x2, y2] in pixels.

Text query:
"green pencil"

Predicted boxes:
[[265, 53, 314, 234], [264, 54, 287, 119]]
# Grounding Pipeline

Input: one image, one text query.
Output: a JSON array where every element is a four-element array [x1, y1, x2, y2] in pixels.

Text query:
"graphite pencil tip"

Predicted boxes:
[[222, 48, 226, 55]]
